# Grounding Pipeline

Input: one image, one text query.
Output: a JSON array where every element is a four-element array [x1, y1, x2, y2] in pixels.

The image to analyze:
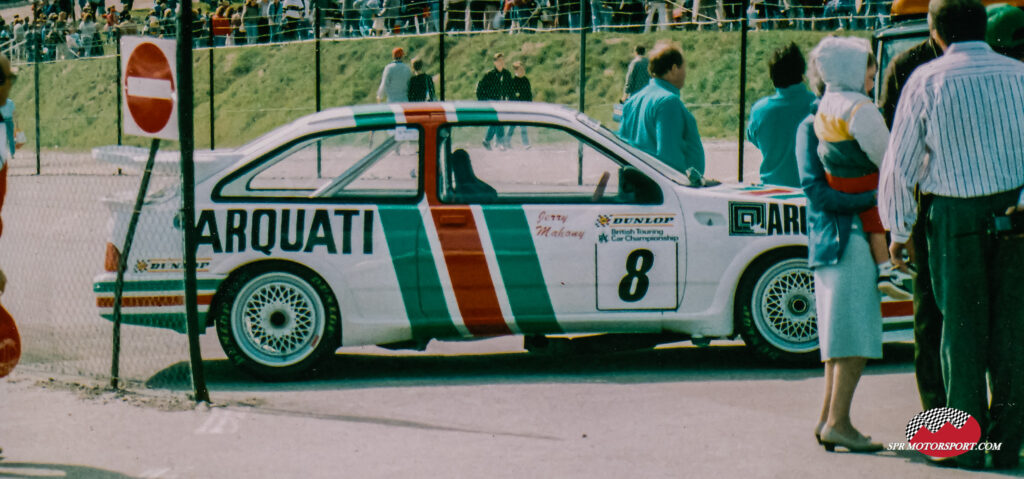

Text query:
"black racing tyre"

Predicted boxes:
[[735, 250, 820, 364], [213, 262, 341, 380]]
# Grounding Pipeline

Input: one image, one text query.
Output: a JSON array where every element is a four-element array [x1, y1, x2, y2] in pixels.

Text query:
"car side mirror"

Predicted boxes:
[[620, 166, 662, 204]]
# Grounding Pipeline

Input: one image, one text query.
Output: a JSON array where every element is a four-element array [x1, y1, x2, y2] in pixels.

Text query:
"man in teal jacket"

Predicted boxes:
[[617, 44, 705, 176], [747, 42, 815, 188]]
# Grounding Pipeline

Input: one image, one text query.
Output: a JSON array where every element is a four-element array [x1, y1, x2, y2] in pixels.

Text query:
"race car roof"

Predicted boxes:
[[301, 101, 584, 130], [235, 101, 596, 161], [890, 0, 1024, 17]]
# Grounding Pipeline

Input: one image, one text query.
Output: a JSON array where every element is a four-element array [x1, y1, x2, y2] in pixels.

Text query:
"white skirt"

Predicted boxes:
[[814, 219, 883, 360]]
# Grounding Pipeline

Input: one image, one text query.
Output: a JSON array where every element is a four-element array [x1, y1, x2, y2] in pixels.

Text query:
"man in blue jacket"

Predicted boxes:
[[747, 42, 815, 188], [617, 44, 705, 177]]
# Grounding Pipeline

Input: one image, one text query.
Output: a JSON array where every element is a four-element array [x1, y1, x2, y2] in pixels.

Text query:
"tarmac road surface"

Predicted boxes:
[[2, 340, 1022, 478]]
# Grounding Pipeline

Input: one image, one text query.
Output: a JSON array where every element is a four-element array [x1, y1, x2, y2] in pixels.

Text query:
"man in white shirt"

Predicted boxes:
[[879, 0, 1024, 470], [281, 0, 305, 40]]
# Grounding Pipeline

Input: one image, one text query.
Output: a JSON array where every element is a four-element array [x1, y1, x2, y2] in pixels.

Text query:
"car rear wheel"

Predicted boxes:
[[214, 264, 340, 380], [736, 252, 819, 364]]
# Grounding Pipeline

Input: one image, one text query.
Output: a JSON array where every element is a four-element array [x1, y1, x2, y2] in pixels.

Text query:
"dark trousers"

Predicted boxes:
[[484, 125, 505, 144], [928, 189, 1024, 468], [914, 193, 945, 411]]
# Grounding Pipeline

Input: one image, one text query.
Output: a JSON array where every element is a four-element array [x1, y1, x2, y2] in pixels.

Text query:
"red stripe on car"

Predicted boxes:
[[430, 206, 511, 336], [97, 294, 213, 308], [881, 300, 913, 317]]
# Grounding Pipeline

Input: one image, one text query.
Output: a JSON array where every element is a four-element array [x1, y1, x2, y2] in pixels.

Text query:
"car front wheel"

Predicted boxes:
[[214, 264, 340, 380], [736, 252, 819, 364]]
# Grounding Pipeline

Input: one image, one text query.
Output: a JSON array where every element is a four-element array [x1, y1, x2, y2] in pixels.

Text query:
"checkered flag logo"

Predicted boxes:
[[905, 407, 971, 442]]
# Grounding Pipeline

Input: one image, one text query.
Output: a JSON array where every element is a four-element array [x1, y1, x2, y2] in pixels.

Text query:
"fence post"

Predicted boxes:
[[208, 16, 215, 150], [33, 29, 40, 175], [178, 1, 211, 404], [315, 6, 322, 112], [115, 30, 122, 146], [438, 0, 445, 101], [315, 6, 322, 178], [577, 0, 588, 186], [737, 0, 749, 183], [578, 0, 586, 113]]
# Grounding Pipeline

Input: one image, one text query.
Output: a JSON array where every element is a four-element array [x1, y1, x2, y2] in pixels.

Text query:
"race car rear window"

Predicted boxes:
[[217, 127, 422, 202]]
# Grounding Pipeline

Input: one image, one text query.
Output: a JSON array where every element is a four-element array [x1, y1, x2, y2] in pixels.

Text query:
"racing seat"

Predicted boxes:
[[450, 149, 498, 203]]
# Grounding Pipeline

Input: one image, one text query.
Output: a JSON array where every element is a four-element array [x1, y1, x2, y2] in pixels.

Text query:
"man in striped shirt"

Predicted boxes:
[[879, 0, 1024, 469]]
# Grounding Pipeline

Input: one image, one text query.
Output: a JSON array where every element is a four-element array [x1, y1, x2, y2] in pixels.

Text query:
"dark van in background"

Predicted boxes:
[[872, 0, 1024, 103]]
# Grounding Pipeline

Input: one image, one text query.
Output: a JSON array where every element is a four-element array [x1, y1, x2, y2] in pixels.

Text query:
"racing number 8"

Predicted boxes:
[[618, 249, 654, 302]]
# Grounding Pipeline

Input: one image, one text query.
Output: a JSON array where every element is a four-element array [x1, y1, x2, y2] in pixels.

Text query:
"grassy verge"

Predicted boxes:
[[10, 29, 868, 150]]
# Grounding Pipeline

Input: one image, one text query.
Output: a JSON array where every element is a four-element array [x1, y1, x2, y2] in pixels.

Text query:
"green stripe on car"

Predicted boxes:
[[100, 312, 209, 334], [482, 207, 562, 335], [94, 278, 222, 293], [351, 105, 397, 128], [378, 206, 460, 340], [451, 105, 499, 123]]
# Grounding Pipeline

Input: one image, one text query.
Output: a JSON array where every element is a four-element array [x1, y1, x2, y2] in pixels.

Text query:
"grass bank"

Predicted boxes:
[[10, 30, 868, 150]]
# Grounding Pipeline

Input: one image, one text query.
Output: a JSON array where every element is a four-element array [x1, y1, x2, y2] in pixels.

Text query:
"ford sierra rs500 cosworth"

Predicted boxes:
[[93, 102, 913, 379]]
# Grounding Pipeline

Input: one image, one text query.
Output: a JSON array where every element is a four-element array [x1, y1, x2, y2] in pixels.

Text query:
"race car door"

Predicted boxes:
[[435, 122, 686, 335]]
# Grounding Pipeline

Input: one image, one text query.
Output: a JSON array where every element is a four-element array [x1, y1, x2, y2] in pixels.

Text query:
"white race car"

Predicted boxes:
[[93, 102, 913, 379]]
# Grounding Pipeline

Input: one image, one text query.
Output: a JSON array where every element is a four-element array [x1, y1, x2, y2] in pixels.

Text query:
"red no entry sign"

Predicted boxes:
[[121, 36, 179, 140]]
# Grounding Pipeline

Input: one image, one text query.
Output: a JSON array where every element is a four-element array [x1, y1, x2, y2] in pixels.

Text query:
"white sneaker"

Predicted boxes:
[[878, 271, 913, 300]]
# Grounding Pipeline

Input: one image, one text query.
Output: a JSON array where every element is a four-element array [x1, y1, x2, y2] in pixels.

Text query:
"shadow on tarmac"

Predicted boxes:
[[0, 462, 134, 478], [145, 341, 914, 391]]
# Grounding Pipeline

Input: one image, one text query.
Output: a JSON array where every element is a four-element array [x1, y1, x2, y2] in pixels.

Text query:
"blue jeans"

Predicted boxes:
[[485, 125, 505, 144], [430, 5, 440, 31], [568, 12, 580, 30], [512, 6, 530, 30], [590, 0, 609, 31], [505, 125, 529, 146], [245, 21, 258, 43]]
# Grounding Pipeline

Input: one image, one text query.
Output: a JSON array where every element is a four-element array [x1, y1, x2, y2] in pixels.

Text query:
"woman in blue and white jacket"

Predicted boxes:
[[798, 44, 884, 455]]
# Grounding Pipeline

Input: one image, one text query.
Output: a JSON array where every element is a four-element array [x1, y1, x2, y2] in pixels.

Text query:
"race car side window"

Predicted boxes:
[[216, 126, 422, 202], [437, 123, 661, 205]]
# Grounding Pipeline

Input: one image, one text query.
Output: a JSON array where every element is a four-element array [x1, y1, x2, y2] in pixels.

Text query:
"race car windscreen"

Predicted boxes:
[[577, 113, 703, 188]]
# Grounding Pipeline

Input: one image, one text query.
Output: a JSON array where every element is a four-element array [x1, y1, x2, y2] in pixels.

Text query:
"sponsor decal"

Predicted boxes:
[[595, 213, 675, 228], [595, 213, 678, 244], [598, 228, 679, 244], [195, 208, 374, 256], [886, 407, 998, 458], [535, 210, 584, 240], [134, 258, 211, 273], [729, 201, 807, 236]]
